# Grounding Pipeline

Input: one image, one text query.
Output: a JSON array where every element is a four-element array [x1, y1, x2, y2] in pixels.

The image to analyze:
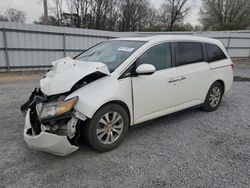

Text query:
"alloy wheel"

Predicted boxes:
[[209, 86, 221, 107], [96, 111, 124, 144]]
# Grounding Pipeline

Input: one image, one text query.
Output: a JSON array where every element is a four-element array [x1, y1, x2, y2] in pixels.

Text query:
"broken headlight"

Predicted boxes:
[[37, 97, 78, 121]]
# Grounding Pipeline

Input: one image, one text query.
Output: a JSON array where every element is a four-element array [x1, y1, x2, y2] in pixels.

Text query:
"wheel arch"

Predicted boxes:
[[96, 100, 132, 126], [214, 79, 225, 95]]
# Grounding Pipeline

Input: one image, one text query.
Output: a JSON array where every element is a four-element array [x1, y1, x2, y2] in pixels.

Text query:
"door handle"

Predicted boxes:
[[168, 78, 179, 83], [179, 76, 186, 81]]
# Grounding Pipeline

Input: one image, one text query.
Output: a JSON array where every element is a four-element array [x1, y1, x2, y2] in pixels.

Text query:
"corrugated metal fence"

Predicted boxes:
[[138, 31, 250, 58], [0, 21, 250, 72]]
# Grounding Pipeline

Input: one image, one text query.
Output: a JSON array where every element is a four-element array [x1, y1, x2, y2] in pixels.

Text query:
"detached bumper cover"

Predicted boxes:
[[24, 109, 79, 156]]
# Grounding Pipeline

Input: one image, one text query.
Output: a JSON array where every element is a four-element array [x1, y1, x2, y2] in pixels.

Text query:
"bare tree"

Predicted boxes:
[[119, 0, 151, 31], [200, 0, 250, 30], [106, 1, 119, 31], [55, 0, 64, 26], [6, 8, 26, 23], [79, 0, 91, 28], [159, 0, 190, 31], [34, 0, 196, 31], [0, 15, 9, 22], [46, 0, 64, 26], [144, 7, 160, 31], [34, 15, 60, 25], [134, 0, 151, 31], [69, 0, 81, 27], [91, 0, 114, 29]]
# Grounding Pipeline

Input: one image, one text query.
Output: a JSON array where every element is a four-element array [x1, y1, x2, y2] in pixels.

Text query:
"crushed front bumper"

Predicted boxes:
[[24, 109, 79, 156]]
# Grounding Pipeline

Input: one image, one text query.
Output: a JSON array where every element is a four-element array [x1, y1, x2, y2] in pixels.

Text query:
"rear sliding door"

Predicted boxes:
[[175, 42, 210, 110]]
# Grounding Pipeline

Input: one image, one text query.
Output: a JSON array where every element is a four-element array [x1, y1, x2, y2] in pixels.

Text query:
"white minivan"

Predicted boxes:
[[22, 35, 233, 156]]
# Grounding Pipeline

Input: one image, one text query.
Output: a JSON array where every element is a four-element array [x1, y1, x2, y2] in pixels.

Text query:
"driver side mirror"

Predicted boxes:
[[136, 64, 156, 76]]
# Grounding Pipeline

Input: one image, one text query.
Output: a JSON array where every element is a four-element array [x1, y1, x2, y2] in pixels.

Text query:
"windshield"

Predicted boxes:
[[76, 40, 145, 72]]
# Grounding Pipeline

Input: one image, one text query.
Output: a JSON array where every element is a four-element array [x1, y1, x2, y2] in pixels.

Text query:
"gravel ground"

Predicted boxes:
[[0, 63, 250, 188]]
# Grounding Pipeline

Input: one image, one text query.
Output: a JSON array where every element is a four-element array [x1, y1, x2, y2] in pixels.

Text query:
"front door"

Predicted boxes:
[[132, 42, 178, 124]]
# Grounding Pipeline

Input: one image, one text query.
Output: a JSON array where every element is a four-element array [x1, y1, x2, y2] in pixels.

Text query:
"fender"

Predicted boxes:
[[66, 76, 134, 124]]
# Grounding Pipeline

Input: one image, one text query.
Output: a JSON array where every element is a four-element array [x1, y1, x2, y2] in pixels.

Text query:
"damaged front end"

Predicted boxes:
[[22, 89, 87, 156], [21, 57, 111, 156]]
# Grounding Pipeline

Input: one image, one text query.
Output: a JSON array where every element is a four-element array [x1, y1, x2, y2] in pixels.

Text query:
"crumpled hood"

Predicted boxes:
[[40, 57, 110, 96]]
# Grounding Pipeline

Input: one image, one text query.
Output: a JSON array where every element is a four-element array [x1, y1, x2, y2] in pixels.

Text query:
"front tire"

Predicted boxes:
[[84, 103, 129, 152], [202, 82, 223, 112]]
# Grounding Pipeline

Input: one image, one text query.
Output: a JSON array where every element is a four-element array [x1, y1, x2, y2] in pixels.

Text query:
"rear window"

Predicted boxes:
[[206, 43, 227, 62], [176, 42, 203, 66]]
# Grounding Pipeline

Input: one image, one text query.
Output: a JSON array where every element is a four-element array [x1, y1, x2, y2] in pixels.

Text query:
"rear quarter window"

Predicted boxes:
[[206, 43, 227, 62]]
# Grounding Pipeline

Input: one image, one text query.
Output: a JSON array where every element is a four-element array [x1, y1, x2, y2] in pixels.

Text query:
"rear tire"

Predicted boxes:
[[202, 82, 223, 112], [84, 103, 129, 152]]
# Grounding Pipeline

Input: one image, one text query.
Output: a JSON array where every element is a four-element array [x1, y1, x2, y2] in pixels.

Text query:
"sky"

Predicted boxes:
[[0, 0, 202, 26], [153, 0, 202, 25]]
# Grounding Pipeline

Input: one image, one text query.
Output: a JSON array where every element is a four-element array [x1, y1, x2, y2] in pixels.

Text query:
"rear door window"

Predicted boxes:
[[176, 42, 204, 66], [206, 43, 227, 62]]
